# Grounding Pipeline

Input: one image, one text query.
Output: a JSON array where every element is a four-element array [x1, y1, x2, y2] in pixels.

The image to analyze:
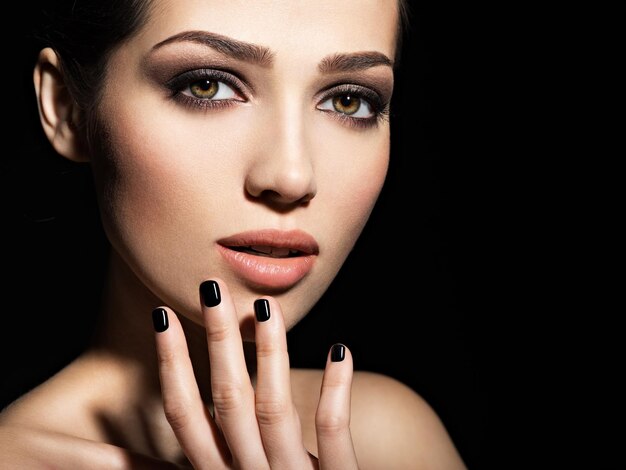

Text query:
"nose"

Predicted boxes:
[[245, 107, 317, 208]]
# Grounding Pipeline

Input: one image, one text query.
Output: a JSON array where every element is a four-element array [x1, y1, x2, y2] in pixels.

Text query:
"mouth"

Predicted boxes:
[[228, 245, 303, 259], [216, 229, 319, 290]]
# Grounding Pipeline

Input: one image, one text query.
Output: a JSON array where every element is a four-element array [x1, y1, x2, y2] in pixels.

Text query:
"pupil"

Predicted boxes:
[[199, 80, 212, 90], [340, 95, 353, 107]]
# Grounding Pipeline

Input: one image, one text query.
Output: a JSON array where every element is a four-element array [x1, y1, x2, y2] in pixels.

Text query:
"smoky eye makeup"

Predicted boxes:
[[316, 81, 392, 129], [160, 67, 249, 110], [142, 48, 254, 109], [145, 51, 392, 128]]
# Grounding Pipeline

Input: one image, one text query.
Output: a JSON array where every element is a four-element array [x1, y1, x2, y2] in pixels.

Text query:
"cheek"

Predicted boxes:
[[91, 97, 255, 319], [315, 124, 390, 250], [94, 91, 259, 238]]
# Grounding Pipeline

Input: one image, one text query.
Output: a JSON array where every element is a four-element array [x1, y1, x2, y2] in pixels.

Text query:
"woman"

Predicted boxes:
[[0, 0, 468, 468]]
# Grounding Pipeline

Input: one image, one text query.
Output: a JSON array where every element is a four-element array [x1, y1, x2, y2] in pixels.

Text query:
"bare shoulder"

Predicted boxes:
[[0, 356, 165, 469], [292, 369, 467, 470], [0, 424, 179, 469], [0, 358, 94, 433], [0, 365, 178, 469], [350, 371, 467, 469]]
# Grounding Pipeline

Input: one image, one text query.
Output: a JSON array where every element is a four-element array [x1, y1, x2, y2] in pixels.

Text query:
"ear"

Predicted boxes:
[[33, 47, 89, 162]]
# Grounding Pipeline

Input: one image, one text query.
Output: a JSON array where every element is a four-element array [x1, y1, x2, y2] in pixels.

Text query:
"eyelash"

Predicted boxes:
[[166, 69, 389, 129], [166, 68, 246, 111], [317, 83, 389, 129]]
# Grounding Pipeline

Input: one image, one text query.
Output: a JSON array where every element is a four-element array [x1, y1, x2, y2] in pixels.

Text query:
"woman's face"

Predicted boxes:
[[92, 0, 398, 337]]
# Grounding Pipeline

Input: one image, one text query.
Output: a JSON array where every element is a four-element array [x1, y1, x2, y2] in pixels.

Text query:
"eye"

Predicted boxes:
[[317, 92, 375, 119], [182, 79, 238, 101], [165, 69, 248, 110]]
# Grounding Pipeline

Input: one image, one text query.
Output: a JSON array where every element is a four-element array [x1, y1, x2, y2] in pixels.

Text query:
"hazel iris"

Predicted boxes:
[[190, 79, 219, 99], [332, 94, 361, 115]]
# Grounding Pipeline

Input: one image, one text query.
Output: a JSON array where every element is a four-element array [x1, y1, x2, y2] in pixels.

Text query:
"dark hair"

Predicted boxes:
[[396, 0, 412, 61], [36, 0, 153, 147]]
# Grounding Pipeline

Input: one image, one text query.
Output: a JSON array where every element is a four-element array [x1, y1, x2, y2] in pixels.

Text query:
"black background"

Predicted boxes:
[[1, 2, 621, 469]]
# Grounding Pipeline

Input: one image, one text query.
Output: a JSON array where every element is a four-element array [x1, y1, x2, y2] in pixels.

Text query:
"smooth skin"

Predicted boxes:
[[0, 1, 467, 468]]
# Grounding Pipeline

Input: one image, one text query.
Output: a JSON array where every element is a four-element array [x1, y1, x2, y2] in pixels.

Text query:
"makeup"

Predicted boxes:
[[200, 280, 221, 307], [152, 308, 169, 332], [331, 344, 346, 362], [217, 229, 318, 290], [254, 299, 271, 322]]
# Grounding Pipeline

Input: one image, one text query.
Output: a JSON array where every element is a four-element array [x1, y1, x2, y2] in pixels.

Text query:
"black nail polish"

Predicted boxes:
[[331, 343, 345, 362], [200, 280, 221, 307], [254, 299, 270, 322], [152, 308, 169, 333]]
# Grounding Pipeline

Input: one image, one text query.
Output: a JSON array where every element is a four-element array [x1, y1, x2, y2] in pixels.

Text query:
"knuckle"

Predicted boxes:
[[323, 374, 351, 390], [315, 410, 350, 437], [205, 322, 231, 343], [163, 401, 192, 433], [255, 395, 292, 426], [156, 348, 177, 369], [255, 340, 285, 359], [211, 381, 248, 416]]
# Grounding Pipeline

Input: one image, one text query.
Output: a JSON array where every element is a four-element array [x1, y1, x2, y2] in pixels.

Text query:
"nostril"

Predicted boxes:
[[253, 188, 314, 206], [299, 192, 315, 204], [243, 159, 317, 206]]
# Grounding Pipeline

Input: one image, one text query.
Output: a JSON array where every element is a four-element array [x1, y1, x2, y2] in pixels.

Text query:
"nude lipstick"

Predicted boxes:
[[217, 229, 319, 290]]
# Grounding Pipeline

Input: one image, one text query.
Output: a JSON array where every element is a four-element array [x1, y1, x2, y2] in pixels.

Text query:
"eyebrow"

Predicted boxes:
[[151, 30, 392, 73], [318, 52, 394, 74], [151, 30, 274, 66]]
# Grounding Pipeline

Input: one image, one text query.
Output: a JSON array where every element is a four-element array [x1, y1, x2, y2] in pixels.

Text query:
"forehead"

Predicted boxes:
[[140, 0, 399, 60]]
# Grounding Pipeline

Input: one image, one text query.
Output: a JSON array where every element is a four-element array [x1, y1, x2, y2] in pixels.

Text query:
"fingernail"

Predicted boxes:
[[200, 280, 221, 307], [254, 299, 270, 322], [152, 308, 169, 333], [331, 343, 346, 362]]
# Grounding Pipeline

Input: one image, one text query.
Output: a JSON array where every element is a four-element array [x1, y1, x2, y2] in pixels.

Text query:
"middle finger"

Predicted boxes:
[[200, 279, 268, 468]]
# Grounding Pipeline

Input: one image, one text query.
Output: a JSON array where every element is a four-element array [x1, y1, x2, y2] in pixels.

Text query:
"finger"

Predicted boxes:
[[199, 279, 268, 468], [152, 307, 228, 469], [254, 298, 314, 469], [316, 344, 359, 470]]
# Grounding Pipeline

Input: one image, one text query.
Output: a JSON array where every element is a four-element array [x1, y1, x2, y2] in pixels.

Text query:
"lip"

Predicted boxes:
[[217, 229, 319, 290]]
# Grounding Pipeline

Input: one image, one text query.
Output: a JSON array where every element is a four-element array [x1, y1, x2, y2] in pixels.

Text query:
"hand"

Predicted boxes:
[[152, 279, 359, 469]]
